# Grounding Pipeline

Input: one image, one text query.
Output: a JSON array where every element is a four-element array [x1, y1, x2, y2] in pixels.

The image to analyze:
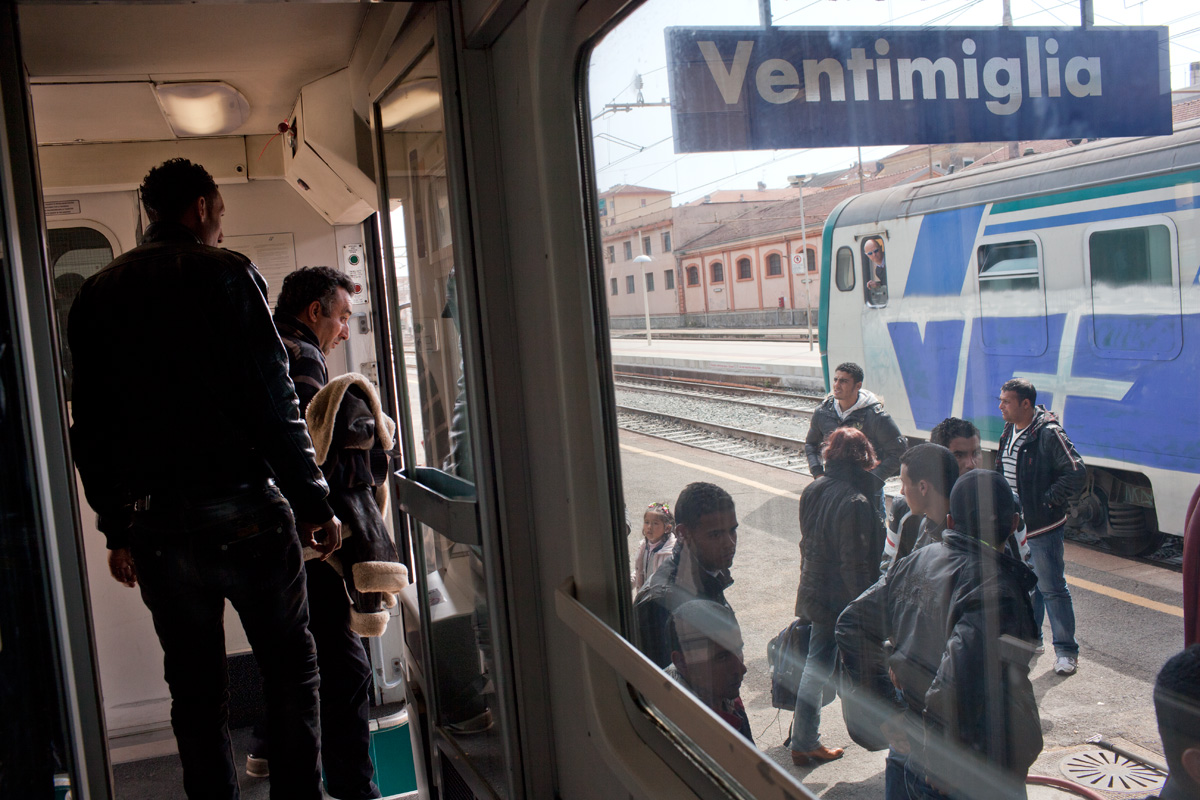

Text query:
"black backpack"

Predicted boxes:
[[767, 619, 835, 710]]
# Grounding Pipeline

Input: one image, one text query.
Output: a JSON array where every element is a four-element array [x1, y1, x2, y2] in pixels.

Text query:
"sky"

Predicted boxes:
[[587, 0, 1200, 205]]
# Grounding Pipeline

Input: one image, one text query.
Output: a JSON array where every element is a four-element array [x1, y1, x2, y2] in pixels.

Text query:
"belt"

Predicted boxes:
[[134, 479, 273, 512]]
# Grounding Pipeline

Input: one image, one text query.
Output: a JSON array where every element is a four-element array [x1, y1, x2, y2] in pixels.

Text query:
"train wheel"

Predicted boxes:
[[1100, 500, 1163, 557]]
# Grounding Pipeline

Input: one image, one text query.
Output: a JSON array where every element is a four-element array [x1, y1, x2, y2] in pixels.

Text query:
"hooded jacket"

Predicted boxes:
[[795, 460, 886, 625], [804, 389, 907, 480], [837, 531, 1042, 797], [997, 406, 1086, 537], [634, 544, 735, 669]]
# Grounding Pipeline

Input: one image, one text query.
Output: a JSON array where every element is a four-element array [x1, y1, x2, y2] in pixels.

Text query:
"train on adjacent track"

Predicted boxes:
[[822, 121, 1200, 555]]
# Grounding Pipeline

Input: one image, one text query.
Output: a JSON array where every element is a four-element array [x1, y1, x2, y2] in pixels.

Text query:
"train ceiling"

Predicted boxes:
[[17, 3, 376, 145]]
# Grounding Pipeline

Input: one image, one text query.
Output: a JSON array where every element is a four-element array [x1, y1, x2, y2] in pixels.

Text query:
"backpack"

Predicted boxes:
[[767, 619, 835, 710]]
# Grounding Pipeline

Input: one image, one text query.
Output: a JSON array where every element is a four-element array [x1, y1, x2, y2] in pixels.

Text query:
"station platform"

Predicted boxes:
[[611, 326, 812, 342], [610, 334, 826, 390]]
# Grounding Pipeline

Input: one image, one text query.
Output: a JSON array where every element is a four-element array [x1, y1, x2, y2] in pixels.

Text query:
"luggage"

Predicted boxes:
[[767, 619, 835, 710]]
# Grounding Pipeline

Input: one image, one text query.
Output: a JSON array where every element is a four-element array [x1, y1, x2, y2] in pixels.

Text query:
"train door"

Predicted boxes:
[[0, 4, 109, 797]]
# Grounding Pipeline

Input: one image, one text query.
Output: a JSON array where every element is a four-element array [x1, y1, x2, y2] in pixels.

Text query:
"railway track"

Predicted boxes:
[[615, 407, 809, 473], [613, 370, 823, 404], [613, 380, 815, 419]]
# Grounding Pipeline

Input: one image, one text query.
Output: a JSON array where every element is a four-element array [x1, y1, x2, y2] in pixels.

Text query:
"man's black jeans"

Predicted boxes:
[[131, 486, 321, 800]]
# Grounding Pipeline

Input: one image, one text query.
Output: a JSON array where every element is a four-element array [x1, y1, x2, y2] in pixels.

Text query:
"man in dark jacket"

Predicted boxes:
[[245, 267, 381, 798], [634, 482, 737, 669], [998, 378, 1086, 676], [837, 470, 1042, 800], [68, 158, 339, 800], [805, 362, 907, 521]]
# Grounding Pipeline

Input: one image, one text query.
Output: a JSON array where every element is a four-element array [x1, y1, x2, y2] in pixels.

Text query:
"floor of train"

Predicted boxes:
[[113, 725, 270, 800], [619, 429, 1180, 799]]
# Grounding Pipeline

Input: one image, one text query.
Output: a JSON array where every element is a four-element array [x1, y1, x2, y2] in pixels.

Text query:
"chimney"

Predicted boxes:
[[1023, 147, 1036, 157], [1192, 61, 1200, 87], [757, 181, 766, 191]]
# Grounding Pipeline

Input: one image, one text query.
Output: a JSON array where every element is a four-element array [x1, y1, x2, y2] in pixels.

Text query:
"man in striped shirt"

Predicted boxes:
[[997, 378, 1086, 676]]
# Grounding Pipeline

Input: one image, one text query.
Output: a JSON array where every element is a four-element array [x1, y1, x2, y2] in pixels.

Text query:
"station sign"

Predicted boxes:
[[666, 26, 1171, 151]]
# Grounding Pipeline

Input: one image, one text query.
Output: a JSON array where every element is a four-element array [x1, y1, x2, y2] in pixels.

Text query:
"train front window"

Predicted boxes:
[[1087, 221, 1181, 359], [47, 225, 114, 400]]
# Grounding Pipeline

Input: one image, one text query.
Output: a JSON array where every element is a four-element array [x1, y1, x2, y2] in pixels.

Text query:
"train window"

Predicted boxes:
[[48, 225, 115, 400], [1086, 220, 1181, 359], [835, 246, 855, 291], [736, 257, 752, 280], [977, 239, 1047, 356], [862, 236, 887, 307]]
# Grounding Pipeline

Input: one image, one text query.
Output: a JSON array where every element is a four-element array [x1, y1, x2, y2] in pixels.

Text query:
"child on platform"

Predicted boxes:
[[633, 502, 676, 591]]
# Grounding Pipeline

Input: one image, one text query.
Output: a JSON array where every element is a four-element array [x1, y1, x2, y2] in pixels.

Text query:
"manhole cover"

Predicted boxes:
[[1059, 750, 1167, 794]]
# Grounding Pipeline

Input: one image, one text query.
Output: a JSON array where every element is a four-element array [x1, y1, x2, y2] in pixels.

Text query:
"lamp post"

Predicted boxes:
[[634, 254, 653, 345], [788, 174, 815, 350]]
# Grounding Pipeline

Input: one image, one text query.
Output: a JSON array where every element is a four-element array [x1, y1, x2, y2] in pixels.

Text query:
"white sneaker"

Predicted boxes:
[[1034, 643, 1045, 655], [1054, 656, 1077, 676]]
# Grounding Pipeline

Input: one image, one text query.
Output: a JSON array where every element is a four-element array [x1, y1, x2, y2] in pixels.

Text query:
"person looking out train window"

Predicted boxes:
[[68, 158, 339, 800]]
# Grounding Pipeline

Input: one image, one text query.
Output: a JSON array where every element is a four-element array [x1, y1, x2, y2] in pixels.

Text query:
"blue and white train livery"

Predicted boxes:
[[821, 120, 1200, 553]]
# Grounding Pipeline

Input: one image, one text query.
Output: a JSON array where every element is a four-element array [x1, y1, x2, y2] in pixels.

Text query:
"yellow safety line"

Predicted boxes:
[[1066, 575, 1184, 618], [620, 443, 1184, 618], [620, 443, 802, 501]]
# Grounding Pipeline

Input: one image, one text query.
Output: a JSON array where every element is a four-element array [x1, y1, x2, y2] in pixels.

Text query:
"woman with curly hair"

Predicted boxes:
[[789, 427, 886, 765]]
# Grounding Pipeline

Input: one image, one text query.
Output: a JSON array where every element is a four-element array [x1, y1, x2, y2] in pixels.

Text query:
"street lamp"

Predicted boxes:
[[634, 254, 653, 345], [788, 174, 815, 351]]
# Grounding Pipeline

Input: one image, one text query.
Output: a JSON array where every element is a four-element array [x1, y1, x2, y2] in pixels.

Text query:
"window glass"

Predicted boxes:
[[611, 277, 618, 295], [767, 252, 782, 276], [377, 42, 511, 795], [607, 245, 615, 263], [646, 272, 655, 292], [48, 226, 113, 400], [711, 262, 723, 282], [624, 241, 633, 260], [686, 266, 699, 286], [1088, 223, 1180, 358], [862, 236, 887, 307], [662, 231, 672, 252], [736, 258, 751, 280], [806, 247, 817, 272], [977, 240, 1047, 356], [643, 236, 652, 255], [665, 269, 675, 290], [835, 246, 855, 291], [626, 275, 635, 293]]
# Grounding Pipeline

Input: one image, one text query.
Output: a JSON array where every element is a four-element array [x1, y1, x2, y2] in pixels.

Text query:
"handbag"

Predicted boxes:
[[767, 619, 835, 710]]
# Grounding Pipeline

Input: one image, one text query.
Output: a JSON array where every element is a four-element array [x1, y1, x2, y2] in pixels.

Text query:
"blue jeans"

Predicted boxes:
[[1026, 527, 1078, 657], [790, 620, 837, 751], [131, 487, 322, 800]]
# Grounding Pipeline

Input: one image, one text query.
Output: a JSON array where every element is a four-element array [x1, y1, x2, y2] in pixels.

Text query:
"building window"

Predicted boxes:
[[645, 272, 655, 292], [662, 231, 672, 252], [737, 257, 752, 280], [806, 247, 817, 272], [664, 269, 675, 290], [606, 245, 615, 263], [767, 253, 782, 276], [623, 241, 633, 261], [711, 262, 724, 283], [626, 275, 635, 293], [610, 277, 618, 295], [686, 266, 699, 286], [640, 198, 646, 207], [642, 236, 651, 255]]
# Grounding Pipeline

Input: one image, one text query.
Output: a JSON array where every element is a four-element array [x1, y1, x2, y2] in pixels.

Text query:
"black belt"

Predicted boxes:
[[134, 480, 273, 512]]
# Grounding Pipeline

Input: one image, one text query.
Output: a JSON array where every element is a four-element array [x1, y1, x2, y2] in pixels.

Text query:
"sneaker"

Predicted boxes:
[[1034, 643, 1045, 655], [1054, 656, 1078, 676], [245, 754, 269, 778]]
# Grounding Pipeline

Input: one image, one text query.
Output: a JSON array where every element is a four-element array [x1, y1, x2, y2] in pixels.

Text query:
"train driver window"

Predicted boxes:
[[977, 239, 1048, 356], [861, 236, 887, 307], [1087, 220, 1181, 359], [835, 246, 855, 291]]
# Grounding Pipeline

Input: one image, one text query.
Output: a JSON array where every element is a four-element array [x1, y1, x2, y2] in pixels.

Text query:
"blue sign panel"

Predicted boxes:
[[666, 26, 1170, 151]]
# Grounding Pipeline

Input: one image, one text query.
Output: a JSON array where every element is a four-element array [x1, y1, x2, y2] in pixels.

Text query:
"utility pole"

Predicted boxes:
[[789, 174, 815, 350]]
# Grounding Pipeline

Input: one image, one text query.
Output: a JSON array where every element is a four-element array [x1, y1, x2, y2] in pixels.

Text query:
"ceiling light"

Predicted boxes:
[[379, 78, 441, 130], [154, 82, 250, 137]]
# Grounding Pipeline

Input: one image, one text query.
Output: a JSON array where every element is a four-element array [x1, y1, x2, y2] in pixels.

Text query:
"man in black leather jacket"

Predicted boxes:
[[837, 470, 1042, 800], [69, 158, 340, 800]]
